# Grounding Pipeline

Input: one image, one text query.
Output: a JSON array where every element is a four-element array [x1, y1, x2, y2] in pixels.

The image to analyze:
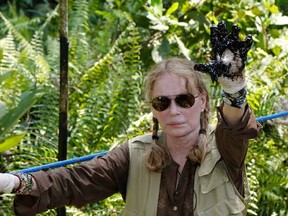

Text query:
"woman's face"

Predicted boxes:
[[151, 73, 206, 138]]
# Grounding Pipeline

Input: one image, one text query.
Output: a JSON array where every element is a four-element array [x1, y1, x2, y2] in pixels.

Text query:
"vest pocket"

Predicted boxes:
[[200, 161, 229, 194], [198, 197, 245, 216], [196, 161, 246, 215]]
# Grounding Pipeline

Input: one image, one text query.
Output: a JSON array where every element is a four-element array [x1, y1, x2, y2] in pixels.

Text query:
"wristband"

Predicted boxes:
[[222, 87, 247, 109], [12, 173, 33, 195]]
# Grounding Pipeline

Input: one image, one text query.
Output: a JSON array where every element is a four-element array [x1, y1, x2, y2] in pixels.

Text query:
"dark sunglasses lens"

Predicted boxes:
[[175, 94, 195, 108], [152, 97, 170, 111]]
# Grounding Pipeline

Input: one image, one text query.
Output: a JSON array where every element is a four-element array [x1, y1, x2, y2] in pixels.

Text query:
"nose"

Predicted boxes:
[[168, 100, 180, 114]]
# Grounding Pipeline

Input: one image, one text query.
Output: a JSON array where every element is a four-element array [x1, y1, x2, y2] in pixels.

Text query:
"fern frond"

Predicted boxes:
[[69, 22, 143, 152], [76, 22, 137, 96], [0, 32, 35, 106], [68, 0, 90, 65], [0, 12, 50, 81], [246, 158, 260, 215], [0, 31, 18, 73], [38, 4, 59, 32], [246, 53, 288, 114], [11, 85, 60, 168]]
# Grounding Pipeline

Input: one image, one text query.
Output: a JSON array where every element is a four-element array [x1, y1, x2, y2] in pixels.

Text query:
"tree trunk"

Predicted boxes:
[[58, 0, 68, 215]]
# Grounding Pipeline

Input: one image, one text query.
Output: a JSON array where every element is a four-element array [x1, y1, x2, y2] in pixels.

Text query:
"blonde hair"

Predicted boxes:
[[143, 57, 211, 171]]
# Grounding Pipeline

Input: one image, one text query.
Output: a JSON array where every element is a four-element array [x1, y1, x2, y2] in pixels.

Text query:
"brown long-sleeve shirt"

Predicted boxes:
[[13, 105, 261, 215]]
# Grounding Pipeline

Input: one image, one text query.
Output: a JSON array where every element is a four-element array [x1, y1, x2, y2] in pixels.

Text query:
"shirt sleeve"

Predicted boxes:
[[215, 103, 262, 195], [13, 142, 130, 215]]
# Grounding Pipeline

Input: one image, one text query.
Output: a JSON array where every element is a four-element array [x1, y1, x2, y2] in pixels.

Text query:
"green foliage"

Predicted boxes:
[[247, 124, 288, 216], [0, 91, 40, 138], [0, 0, 287, 215], [0, 90, 41, 155]]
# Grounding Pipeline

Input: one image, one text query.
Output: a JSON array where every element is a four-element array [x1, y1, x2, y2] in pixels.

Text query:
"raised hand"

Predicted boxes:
[[194, 20, 253, 93]]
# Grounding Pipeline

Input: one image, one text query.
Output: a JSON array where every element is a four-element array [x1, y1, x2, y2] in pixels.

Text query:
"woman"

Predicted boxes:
[[0, 21, 261, 215]]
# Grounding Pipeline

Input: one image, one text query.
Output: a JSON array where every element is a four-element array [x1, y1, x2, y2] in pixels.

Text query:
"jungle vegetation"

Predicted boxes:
[[0, 0, 287, 215]]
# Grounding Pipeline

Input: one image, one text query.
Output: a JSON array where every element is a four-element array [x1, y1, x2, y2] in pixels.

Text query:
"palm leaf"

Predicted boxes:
[[0, 133, 26, 152], [0, 90, 40, 138]]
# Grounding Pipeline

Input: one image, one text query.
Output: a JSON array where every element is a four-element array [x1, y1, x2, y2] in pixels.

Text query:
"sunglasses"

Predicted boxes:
[[151, 93, 199, 112]]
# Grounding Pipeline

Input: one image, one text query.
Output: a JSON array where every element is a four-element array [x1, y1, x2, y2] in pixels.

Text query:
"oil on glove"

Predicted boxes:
[[194, 20, 253, 94], [0, 173, 16, 194]]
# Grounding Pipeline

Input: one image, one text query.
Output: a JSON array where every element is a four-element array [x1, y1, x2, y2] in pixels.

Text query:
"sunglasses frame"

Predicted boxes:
[[151, 93, 199, 112]]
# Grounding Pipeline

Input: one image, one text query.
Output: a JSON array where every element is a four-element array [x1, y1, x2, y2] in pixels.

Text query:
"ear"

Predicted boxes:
[[199, 93, 207, 110]]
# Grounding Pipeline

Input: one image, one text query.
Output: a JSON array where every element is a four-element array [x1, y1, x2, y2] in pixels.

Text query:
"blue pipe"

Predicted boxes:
[[255, 111, 288, 123], [13, 111, 288, 174], [12, 151, 108, 174]]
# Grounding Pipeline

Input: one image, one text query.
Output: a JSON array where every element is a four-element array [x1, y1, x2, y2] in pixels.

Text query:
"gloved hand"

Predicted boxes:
[[0, 173, 17, 194], [194, 20, 253, 94]]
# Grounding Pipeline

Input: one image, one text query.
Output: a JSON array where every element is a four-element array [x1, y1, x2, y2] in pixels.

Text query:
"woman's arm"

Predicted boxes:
[[222, 103, 245, 125], [215, 103, 261, 195], [13, 142, 130, 215]]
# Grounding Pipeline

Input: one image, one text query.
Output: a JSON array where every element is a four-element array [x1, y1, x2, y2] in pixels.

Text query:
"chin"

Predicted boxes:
[[165, 128, 189, 137]]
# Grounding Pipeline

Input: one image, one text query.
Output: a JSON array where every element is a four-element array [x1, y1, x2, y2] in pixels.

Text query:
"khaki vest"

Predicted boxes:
[[122, 132, 249, 216]]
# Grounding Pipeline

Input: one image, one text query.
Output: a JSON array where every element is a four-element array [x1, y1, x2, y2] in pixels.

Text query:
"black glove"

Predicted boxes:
[[194, 20, 253, 90]]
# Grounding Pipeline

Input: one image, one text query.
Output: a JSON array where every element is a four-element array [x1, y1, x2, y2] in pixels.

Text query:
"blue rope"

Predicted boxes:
[[12, 111, 288, 174], [12, 151, 108, 174], [256, 111, 288, 123]]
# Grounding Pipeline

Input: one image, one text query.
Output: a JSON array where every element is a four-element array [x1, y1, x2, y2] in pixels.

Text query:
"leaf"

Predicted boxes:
[[0, 90, 40, 138], [166, 2, 179, 16], [0, 71, 12, 84], [0, 133, 26, 152], [269, 4, 279, 14], [174, 35, 191, 60], [270, 14, 288, 25], [255, 16, 263, 32], [151, 0, 163, 16], [158, 36, 170, 59], [152, 45, 163, 63], [206, 11, 217, 23]]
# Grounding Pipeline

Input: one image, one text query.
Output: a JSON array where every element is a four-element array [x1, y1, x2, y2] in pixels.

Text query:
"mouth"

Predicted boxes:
[[167, 122, 184, 126]]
